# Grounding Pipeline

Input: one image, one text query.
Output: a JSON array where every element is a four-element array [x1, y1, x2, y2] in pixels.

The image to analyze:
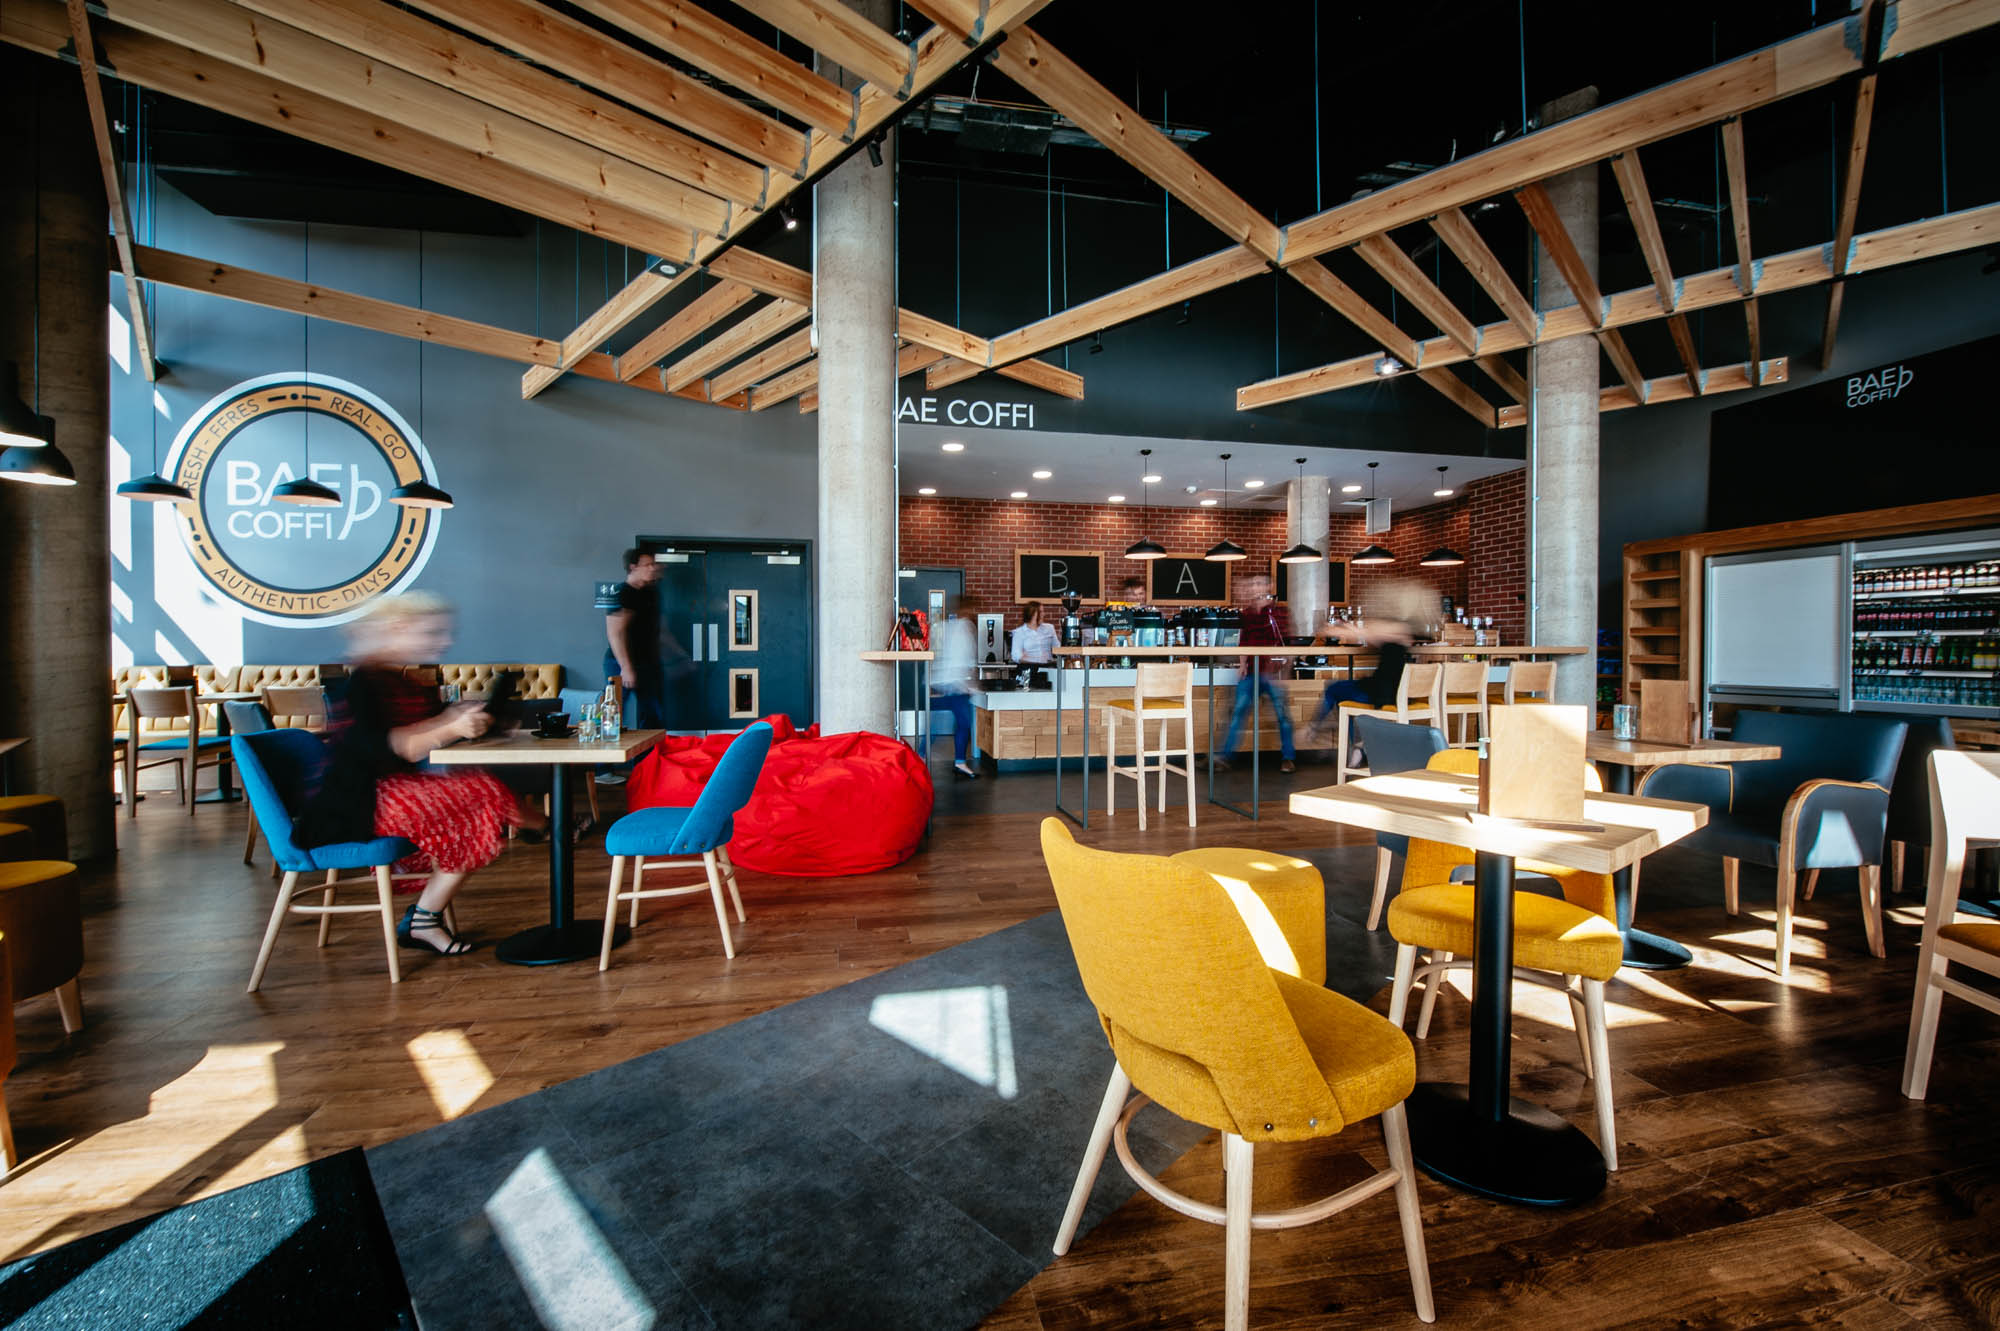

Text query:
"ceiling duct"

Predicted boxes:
[[958, 103, 1058, 155], [1363, 497, 1392, 534]]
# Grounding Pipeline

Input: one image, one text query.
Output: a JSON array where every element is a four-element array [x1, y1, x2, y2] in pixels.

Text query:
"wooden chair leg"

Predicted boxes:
[[1722, 857, 1741, 915], [1801, 869, 1820, 901], [54, 978, 82, 1035], [1134, 715, 1149, 832], [375, 866, 401, 984], [1774, 860, 1797, 978], [600, 855, 626, 972], [1104, 709, 1118, 821], [1387, 943, 1418, 1027], [629, 861, 643, 928], [1416, 952, 1451, 1038], [1859, 864, 1885, 959], [1183, 715, 1197, 828], [1566, 979, 1594, 1081], [0, 1085, 15, 1174], [1582, 978, 1617, 1171], [718, 845, 746, 922], [1156, 717, 1169, 817], [1336, 708, 1353, 784], [1367, 846, 1394, 931], [1223, 1131, 1255, 1331], [1054, 1064, 1132, 1256], [249, 871, 299, 993], [243, 819, 258, 866], [1888, 840, 1906, 894], [703, 850, 736, 959], [317, 868, 337, 947], [124, 743, 138, 819], [174, 755, 187, 808], [586, 778, 600, 824], [1381, 1103, 1436, 1324]]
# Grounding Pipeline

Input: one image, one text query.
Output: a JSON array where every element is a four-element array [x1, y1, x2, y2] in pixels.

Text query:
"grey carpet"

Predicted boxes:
[[366, 844, 1401, 1331]]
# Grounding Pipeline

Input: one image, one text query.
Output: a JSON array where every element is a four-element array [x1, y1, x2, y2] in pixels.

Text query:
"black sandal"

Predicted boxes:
[[398, 904, 473, 956]]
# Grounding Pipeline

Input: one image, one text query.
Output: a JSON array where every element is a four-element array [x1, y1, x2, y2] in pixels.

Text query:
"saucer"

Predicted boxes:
[[534, 726, 576, 740]]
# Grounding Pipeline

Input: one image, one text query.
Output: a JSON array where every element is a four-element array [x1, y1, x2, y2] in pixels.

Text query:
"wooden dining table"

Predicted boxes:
[[429, 727, 662, 966], [1585, 732, 1783, 969], [1292, 768, 1707, 1205]]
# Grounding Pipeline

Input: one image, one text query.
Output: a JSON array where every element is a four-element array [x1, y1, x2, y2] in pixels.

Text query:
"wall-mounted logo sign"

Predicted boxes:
[[1846, 363, 1915, 409], [896, 395, 1038, 428], [163, 372, 443, 627]]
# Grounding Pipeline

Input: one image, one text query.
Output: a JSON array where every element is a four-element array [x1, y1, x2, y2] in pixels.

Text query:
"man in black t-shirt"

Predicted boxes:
[[604, 547, 666, 731]]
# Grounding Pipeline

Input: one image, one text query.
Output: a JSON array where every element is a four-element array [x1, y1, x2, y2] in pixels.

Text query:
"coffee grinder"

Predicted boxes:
[[1059, 590, 1083, 650]]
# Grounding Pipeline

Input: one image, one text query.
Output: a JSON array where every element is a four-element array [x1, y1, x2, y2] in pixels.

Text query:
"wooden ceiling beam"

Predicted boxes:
[[572, 0, 854, 135], [97, 0, 733, 236], [1496, 357, 1789, 426], [897, 309, 988, 363], [749, 357, 818, 411], [998, 359, 1085, 400], [1354, 234, 1479, 355], [1237, 201, 1999, 411], [1515, 182, 1606, 327], [1279, 0, 1994, 263], [662, 299, 809, 393], [1473, 355, 1528, 404], [232, 0, 768, 208], [990, 245, 1269, 367], [615, 280, 758, 381], [899, 343, 946, 378], [1608, 147, 1703, 395], [398, 0, 807, 172], [571, 351, 747, 408], [730, 0, 914, 93], [709, 324, 815, 401], [1428, 208, 1536, 342], [1596, 327, 1648, 401], [126, 242, 560, 365], [1823, 31, 1882, 368], [925, 353, 980, 391], [1719, 116, 1760, 387], [64, 0, 153, 381], [1664, 316, 1704, 395], [1415, 367, 1498, 428], [1283, 260, 1421, 368]]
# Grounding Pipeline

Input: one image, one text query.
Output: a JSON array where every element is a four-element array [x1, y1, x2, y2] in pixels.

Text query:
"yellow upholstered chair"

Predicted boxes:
[[1504, 659, 1556, 703], [1105, 662, 1195, 830], [1171, 847, 1327, 988], [1384, 751, 1623, 1168], [1438, 660, 1488, 748], [1041, 820, 1433, 1330], [0, 795, 66, 860], [1336, 662, 1441, 784], [1903, 749, 2000, 1099]]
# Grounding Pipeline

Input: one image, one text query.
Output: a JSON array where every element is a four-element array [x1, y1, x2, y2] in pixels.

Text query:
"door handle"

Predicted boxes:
[[709, 623, 720, 660], [692, 622, 703, 663]]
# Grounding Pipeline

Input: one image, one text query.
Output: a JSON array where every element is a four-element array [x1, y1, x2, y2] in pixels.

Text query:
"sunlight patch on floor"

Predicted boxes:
[[869, 985, 1019, 1099], [486, 1148, 655, 1331], [407, 1029, 497, 1120]]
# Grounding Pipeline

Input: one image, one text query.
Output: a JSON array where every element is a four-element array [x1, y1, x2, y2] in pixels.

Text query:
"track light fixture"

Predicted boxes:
[[1374, 355, 1404, 377], [865, 134, 885, 167], [781, 204, 798, 232], [1089, 331, 1104, 356]]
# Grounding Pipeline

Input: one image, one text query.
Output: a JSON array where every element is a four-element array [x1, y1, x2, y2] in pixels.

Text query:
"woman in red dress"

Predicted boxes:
[[296, 593, 539, 956]]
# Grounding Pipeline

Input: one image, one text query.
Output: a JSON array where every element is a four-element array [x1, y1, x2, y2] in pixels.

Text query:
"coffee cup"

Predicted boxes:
[[536, 712, 570, 738]]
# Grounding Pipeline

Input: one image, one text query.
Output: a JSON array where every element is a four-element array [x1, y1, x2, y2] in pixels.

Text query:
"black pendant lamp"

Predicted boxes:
[[1124, 448, 1165, 559], [274, 224, 341, 508], [1204, 453, 1247, 561], [0, 421, 75, 486], [1420, 546, 1465, 566], [119, 380, 193, 504], [1, 106, 64, 472], [0, 363, 48, 449], [1351, 461, 1394, 564], [392, 232, 454, 511], [1278, 456, 1323, 564]]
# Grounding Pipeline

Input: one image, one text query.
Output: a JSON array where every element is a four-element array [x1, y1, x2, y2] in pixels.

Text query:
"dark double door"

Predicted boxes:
[[639, 537, 812, 733]]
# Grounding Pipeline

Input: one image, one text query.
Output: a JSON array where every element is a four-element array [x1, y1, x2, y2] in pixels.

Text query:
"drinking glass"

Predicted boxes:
[[1612, 703, 1638, 740]]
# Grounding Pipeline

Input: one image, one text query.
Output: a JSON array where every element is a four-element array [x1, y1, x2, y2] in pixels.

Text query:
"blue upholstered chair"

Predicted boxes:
[[1858, 713, 1956, 894], [224, 700, 276, 872], [1351, 715, 1447, 930], [1640, 710, 1907, 975], [233, 729, 420, 992], [599, 723, 774, 969]]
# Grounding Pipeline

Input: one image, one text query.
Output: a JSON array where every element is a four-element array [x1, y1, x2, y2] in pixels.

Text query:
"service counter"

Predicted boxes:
[[974, 667, 1336, 765]]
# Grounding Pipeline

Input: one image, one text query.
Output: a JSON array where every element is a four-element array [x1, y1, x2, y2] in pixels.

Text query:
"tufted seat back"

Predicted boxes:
[[111, 662, 561, 737], [438, 664, 562, 699], [112, 665, 239, 736]]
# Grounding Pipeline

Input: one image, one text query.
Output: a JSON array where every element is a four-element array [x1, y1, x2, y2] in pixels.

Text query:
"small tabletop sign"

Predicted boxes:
[[1639, 678, 1696, 745], [1479, 703, 1591, 826]]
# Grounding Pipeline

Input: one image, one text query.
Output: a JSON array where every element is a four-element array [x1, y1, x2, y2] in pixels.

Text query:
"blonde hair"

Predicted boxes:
[[348, 591, 452, 654], [1363, 578, 1443, 631]]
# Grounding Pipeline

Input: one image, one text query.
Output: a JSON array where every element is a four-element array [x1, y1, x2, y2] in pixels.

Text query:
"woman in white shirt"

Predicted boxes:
[[1010, 602, 1060, 665]]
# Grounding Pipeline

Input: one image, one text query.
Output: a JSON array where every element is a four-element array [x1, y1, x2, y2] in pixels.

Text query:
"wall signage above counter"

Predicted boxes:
[[897, 396, 1040, 428], [1273, 554, 1348, 606], [1149, 554, 1231, 605], [163, 372, 443, 628], [1016, 549, 1103, 603]]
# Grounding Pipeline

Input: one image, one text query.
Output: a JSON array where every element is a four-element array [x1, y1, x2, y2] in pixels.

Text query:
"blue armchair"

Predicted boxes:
[[1640, 710, 1906, 975], [1855, 713, 1955, 894], [1350, 715, 1447, 930]]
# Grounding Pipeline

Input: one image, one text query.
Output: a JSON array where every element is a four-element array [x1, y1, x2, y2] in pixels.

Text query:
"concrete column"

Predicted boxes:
[[1528, 88, 1600, 705], [1285, 474, 1332, 639], [812, 0, 898, 734], [0, 51, 113, 858]]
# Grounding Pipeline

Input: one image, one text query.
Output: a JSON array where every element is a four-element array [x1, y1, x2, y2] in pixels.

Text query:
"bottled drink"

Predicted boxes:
[[602, 680, 622, 739]]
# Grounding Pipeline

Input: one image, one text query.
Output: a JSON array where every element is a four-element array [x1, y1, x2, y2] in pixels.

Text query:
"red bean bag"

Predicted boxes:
[[626, 715, 932, 877]]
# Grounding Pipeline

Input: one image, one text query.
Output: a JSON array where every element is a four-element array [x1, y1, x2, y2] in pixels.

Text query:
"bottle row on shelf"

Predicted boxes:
[[1853, 675, 2000, 710], [1854, 638, 2000, 671], [1855, 560, 2000, 594], [1853, 601, 1998, 634]]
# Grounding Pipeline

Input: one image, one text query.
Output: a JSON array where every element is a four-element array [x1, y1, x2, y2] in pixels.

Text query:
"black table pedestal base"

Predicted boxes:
[[1621, 926, 1694, 969], [495, 921, 627, 966], [1405, 1083, 1607, 1206]]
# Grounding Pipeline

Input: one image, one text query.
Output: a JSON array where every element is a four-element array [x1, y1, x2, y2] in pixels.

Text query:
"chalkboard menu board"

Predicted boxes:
[[1272, 555, 1349, 606], [1150, 553, 1231, 605], [1015, 549, 1103, 603]]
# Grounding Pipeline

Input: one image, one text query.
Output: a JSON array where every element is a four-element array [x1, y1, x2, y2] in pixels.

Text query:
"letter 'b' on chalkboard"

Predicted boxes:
[[1017, 550, 1103, 602]]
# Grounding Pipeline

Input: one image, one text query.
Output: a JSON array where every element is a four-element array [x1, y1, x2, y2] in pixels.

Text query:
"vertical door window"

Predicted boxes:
[[730, 589, 759, 652], [728, 668, 760, 719]]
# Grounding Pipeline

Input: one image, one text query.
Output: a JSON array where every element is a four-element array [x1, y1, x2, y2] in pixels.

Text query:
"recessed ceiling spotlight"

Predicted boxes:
[[1032, 469, 1052, 479], [941, 441, 964, 452], [1010, 490, 1028, 499], [1108, 494, 1125, 503], [1199, 497, 1218, 507], [1341, 483, 1363, 493], [1142, 473, 1162, 484], [1374, 355, 1404, 376], [1243, 479, 1264, 488], [917, 486, 936, 495]]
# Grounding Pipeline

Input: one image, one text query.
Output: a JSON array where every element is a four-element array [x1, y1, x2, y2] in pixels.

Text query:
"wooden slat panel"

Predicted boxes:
[[1517, 182, 1606, 326], [1415, 367, 1498, 427], [662, 300, 809, 393], [398, 0, 808, 171], [1354, 234, 1479, 354], [65, 0, 153, 381], [708, 325, 815, 401], [1428, 207, 1536, 340], [572, 0, 853, 134], [748, 355, 818, 411], [232, 0, 768, 207], [990, 246, 1270, 366], [129, 242, 560, 365], [730, 0, 912, 92], [99, 0, 733, 236], [615, 280, 758, 382]]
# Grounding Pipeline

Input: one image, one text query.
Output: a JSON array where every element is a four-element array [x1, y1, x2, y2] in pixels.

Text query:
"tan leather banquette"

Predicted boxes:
[[112, 664, 563, 736]]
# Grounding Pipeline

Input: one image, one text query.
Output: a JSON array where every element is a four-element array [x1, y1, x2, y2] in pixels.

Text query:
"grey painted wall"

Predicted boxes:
[[1596, 251, 2000, 625], [112, 182, 818, 691]]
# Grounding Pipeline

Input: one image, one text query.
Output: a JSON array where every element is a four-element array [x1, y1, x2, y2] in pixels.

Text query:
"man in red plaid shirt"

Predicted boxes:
[[1217, 571, 1296, 773]]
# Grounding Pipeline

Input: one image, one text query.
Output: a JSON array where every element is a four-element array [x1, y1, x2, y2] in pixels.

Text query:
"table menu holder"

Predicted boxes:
[[1638, 678, 1696, 745], [1478, 703, 1592, 826]]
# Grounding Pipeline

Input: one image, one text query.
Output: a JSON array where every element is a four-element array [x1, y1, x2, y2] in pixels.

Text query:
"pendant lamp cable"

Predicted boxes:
[[302, 222, 311, 476]]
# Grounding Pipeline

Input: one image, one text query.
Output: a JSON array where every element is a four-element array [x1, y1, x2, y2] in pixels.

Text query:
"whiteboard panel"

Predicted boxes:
[[1707, 552, 1844, 692]]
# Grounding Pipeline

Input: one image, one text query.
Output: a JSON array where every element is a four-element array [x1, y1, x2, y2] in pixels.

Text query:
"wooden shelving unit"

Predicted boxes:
[[1622, 549, 1695, 706]]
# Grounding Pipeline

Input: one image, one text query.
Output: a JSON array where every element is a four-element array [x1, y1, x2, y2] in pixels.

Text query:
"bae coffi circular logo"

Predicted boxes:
[[162, 372, 443, 627]]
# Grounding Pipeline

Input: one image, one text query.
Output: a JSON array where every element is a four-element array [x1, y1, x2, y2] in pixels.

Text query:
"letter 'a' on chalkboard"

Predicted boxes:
[[1149, 553, 1231, 604], [1016, 549, 1104, 603], [1272, 555, 1349, 605]]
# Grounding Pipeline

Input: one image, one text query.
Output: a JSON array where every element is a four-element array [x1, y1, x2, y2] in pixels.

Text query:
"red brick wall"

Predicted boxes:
[[900, 473, 1529, 640]]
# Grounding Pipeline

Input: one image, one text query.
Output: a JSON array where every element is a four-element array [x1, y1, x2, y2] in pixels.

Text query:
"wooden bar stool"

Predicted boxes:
[[1336, 663, 1441, 784], [1505, 659, 1556, 703], [1438, 661, 1488, 748], [1105, 662, 1195, 830]]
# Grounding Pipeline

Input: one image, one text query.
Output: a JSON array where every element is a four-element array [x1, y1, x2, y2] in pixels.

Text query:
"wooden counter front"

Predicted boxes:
[[974, 678, 1327, 762]]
